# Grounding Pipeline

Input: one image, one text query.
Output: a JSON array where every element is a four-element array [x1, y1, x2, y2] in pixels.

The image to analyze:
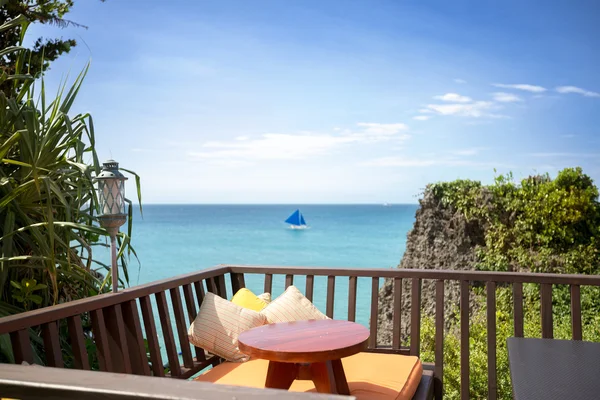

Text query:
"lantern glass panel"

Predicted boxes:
[[98, 179, 126, 215]]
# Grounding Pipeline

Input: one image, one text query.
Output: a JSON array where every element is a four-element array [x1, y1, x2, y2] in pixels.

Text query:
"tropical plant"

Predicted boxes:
[[0, 15, 141, 362], [0, 0, 101, 95]]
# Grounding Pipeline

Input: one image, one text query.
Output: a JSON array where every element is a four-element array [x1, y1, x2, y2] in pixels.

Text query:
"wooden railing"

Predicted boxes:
[[0, 265, 232, 379], [2, 264, 600, 400], [227, 265, 600, 400]]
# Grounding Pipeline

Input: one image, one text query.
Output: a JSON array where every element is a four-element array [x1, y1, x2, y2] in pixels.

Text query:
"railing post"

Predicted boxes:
[[571, 285, 582, 340], [460, 280, 469, 400], [369, 277, 379, 348], [326, 276, 335, 318], [230, 273, 246, 294], [486, 282, 497, 400], [434, 280, 444, 400], [410, 278, 421, 357], [541, 284, 553, 339]]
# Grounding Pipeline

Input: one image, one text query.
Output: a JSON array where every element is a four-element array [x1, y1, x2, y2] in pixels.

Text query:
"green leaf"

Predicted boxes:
[[29, 295, 43, 305]]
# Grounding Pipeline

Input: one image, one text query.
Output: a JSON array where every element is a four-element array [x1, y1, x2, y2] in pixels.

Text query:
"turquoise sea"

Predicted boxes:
[[118, 204, 418, 357]]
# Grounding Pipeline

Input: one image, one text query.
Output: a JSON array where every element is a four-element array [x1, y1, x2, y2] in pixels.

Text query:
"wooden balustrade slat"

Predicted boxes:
[[541, 283, 553, 339], [206, 278, 218, 295], [103, 304, 132, 374], [182, 284, 205, 361], [121, 300, 151, 376], [139, 296, 165, 377], [434, 280, 444, 400], [230, 273, 245, 294], [305, 275, 314, 302], [326, 276, 335, 318], [67, 315, 90, 370], [193, 281, 205, 310], [264, 274, 273, 294], [392, 278, 402, 349], [42, 321, 63, 368], [170, 288, 194, 368], [348, 276, 357, 322], [460, 280, 469, 400], [513, 282, 524, 337], [215, 275, 227, 298], [369, 277, 379, 348], [155, 291, 182, 377], [571, 285, 582, 341], [285, 274, 294, 289], [90, 309, 113, 372], [487, 282, 497, 400], [410, 278, 421, 357], [10, 329, 33, 365]]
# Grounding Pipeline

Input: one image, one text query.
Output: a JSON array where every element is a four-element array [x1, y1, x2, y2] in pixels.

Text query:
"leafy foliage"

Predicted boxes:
[[428, 168, 600, 274], [423, 169, 600, 399], [0, 16, 141, 363], [0, 0, 100, 96]]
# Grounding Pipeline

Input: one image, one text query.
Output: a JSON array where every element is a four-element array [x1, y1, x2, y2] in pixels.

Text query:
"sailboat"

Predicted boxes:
[[285, 209, 308, 229]]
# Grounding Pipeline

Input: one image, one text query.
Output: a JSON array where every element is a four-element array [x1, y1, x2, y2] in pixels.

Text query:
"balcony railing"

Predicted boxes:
[[1, 264, 599, 399]]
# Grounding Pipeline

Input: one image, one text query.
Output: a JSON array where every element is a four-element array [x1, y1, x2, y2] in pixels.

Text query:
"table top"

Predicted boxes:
[[238, 319, 369, 363], [508, 337, 600, 400]]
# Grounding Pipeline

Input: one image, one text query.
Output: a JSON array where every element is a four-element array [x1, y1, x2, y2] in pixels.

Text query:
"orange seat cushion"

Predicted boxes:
[[195, 352, 423, 400]]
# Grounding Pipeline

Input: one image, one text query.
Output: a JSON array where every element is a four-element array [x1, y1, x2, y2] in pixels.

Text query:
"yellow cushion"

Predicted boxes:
[[231, 288, 269, 312], [188, 292, 267, 362], [260, 285, 328, 324], [195, 352, 423, 400]]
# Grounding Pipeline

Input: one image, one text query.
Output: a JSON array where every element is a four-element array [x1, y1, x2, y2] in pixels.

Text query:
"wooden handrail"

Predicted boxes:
[[226, 264, 600, 285]]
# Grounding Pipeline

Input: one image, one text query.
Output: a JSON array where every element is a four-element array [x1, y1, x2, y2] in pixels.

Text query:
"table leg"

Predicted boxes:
[[331, 359, 350, 394], [310, 360, 350, 395], [265, 361, 297, 390]]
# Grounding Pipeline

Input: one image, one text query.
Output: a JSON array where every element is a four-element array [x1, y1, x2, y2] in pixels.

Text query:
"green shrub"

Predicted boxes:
[[420, 288, 600, 400]]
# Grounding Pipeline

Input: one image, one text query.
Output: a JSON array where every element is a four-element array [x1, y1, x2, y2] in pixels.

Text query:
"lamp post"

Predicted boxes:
[[95, 160, 128, 293]]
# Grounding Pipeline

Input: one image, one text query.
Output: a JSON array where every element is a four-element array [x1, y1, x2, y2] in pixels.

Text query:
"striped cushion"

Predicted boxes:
[[188, 292, 267, 362], [260, 285, 328, 324]]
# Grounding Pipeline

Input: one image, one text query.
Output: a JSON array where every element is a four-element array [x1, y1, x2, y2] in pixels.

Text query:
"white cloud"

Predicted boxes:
[[424, 101, 498, 118], [191, 133, 357, 162], [492, 83, 547, 93], [356, 122, 409, 136], [360, 156, 508, 168], [190, 123, 412, 164], [418, 108, 434, 114], [412, 115, 431, 121], [528, 152, 598, 158], [454, 78, 467, 84], [451, 148, 485, 156], [433, 93, 472, 103], [555, 86, 600, 98], [491, 92, 523, 102]]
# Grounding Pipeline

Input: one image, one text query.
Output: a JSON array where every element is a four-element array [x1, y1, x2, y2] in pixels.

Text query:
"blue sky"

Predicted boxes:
[[28, 0, 600, 203]]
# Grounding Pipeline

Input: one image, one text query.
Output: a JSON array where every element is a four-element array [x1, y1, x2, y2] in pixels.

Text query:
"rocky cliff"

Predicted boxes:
[[376, 189, 485, 345]]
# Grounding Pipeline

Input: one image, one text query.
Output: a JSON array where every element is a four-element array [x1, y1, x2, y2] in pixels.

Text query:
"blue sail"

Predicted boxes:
[[285, 209, 306, 226]]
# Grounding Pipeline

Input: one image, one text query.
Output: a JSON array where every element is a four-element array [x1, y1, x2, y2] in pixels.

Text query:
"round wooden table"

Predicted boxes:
[[238, 319, 369, 395]]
